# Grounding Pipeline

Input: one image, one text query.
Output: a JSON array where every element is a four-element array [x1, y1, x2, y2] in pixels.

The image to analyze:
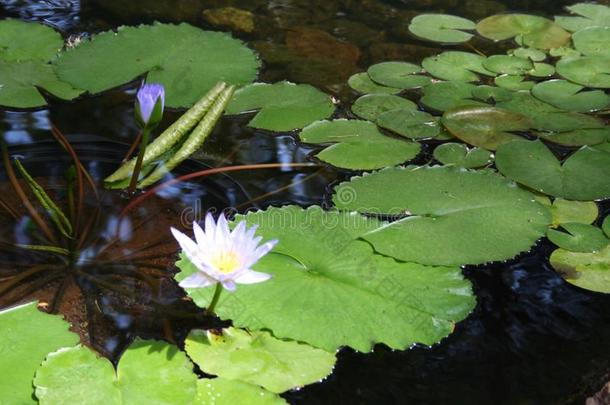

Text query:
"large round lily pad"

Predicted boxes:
[[572, 27, 610, 57], [0, 19, 63, 62], [333, 166, 551, 266], [0, 302, 79, 404], [185, 327, 336, 393], [556, 56, 610, 88], [367, 62, 431, 89], [441, 106, 531, 150], [298, 119, 420, 170], [225, 82, 335, 131], [550, 245, 610, 293], [175, 205, 476, 352], [555, 3, 610, 32], [377, 109, 441, 139], [351, 93, 417, 121], [408, 14, 475, 43], [420, 81, 485, 112], [482, 55, 533, 75], [476, 14, 570, 49], [495, 140, 610, 200], [422, 51, 495, 82], [531, 79, 610, 112], [55, 22, 260, 108], [348, 72, 401, 94]]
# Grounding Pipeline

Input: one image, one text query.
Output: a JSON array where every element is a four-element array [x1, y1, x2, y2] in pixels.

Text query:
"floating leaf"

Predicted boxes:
[[494, 74, 534, 90], [408, 14, 475, 43], [0, 302, 79, 405], [528, 62, 555, 78], [176, 205, 476, 352], [472, 85, 514, 102], [351, 93, 417, 121], [420, 81, 485, 111], [55, 23, 259, 108], [538, 128, 610, 147], [333, 166, 551, 266], [196, 379, 286, 405], [376, 109, 441, 139], [555, 3, 610, 32], [0, 19, 63, 62], [225, 82, 335, 131], [433, 143, 493, 168], [550, 46, 581, 58], [476, 14, 570, 49], [348, 72, 401, 94], [531, 79, 610, 112], [550, 245, 610, 293], [483, 55, 533, 75], [556, 56, 610, 88], [298, 119, 420, 170], [34, 340, 198, 405], [550, 198, 598, 228], [186, 328, 336, 393], [441, 106, 531, 150], [604, 216, 610, 238], [367, 61, 431, 89], [510, 47, 547, 61], [572, 27, 610, 57], [547, 223, 609, 252], [495, 140, 610, 200], [422, 51, 495, 82]]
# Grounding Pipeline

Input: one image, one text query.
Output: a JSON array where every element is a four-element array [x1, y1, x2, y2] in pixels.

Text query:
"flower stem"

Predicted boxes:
[[206, 283, 223, 315], [128, 127, 151, 194]]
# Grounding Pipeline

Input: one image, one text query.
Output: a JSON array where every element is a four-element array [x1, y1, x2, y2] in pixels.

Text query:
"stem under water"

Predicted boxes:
[[128, 127, 151, 194], [206, 283, 223, 315]]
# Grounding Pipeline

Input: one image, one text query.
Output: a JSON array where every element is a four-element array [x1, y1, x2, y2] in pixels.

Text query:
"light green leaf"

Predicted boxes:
[[0, 19, 63, 62], [556, 56, 610, 88], [408, 14, 475, 43], [196, 378, 286, 405], [225, 82, 335, 131], [495, 140, 610, 200], [175, 206, 476, 352], [299, 119, 420, 170], [510, 47, 547, 61], [186, 328, 336, 393], [531, 79, 610, 112], [555, 3, 610, 32], [0, 302, 79, 405], [55, 23, 259, 108], [550, 245, 610, 293], [538, 128, 610, 147], [351, 93, 417, 121], [494, 74, 534, 90], [476, 14, 570, 49], [420, 81, 485, 112], [472, 85, 514, 102], [422, 51, 495, 82], [604, 216, 610, 238], [572, 27, 610, 57], [333, 166, 551, 265], [433, 143, 493, 168], [482, 55, 533, 75], [367, 62, 431, 89], [376, 109, 441, 139], [347, 72, 402, 94], [550, 198, 599, 228], [547, 223, 609, 252], [528, 62, 555, 78]]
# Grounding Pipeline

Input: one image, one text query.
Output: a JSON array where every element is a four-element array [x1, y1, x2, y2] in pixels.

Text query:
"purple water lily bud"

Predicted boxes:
[[135, 83, 165, 129]]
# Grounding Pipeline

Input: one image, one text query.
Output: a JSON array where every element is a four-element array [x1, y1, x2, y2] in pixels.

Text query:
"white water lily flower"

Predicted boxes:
[[171, 213, 277, 291]]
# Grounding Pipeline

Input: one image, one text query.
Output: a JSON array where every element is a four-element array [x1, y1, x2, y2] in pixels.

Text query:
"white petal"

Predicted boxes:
[[193, 221, 207, 247], [171, 227, 214, 270], [221, 280, 237, 291], [234, 270, 272, 284], [205, 213, 216, 240], [179, 272, 216, 288], [251, 239, 279, 262], [216, 213, 230, 245]]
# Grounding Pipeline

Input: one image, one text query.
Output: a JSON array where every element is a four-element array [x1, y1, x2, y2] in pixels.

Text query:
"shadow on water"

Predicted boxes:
[[1, 0, 609, 403]]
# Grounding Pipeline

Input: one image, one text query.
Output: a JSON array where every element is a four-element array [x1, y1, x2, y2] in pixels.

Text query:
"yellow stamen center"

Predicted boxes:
[[211, 251, 241, 274]]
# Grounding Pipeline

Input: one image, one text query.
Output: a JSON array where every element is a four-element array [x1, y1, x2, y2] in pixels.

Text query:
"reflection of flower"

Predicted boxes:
[[135, 83, 165, 128], [171, 213, 277, 291]]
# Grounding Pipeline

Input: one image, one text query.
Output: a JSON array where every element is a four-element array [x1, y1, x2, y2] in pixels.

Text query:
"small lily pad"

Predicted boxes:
[[550, 245, 610, 293], [441, 106, 531, 150], [531, 79, 610, 112], [547, 223, 609, 252], [420, 81, 485, 111], [351, 93, 417, 121], [408, 14, 475, 43], [550, 46, 581, 58], [348, 72, 401, 94], [422, 51, 495, 82], [376, 109, 441, 139], [298, 119, 421, 170], [433, 143, 493, 168], [538, 128, 610, 147], [510, 47, 547, 61], [367, 61, 431, 89], [472, 85, 514, 102], [225, 82, 335, 131], [494, 74, 535, 90], [550, 198, 598, 228], [556, 56, 610, 88], [196, 379, 286, 405], [483, 55, 534, 75], [528, 62, 555, 77], [572, 27, 610, 57], [476, 14, 570, 49], [185, 328, 336, 393], [495, 140, 610, 200], [555, 3, 610, 32]]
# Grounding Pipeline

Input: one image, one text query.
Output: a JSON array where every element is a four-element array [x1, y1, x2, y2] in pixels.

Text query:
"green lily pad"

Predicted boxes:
[[494, 74, 534, 90], [376, 109, 441, 139], [351, 93, 417, 121], [408, 14, 475, 43], [476, 14, 570, 49], [531, 79, 610, 112], [298, 119, 420, 170], [572, 27, 610, 57], [176, 205, 476, 352], [472, 85, 514, 102], [367, 62, 431, 89], [441, 106, 531, 150], [547, 223, 609, 252], [224, 82, 335, 131], [510, 47, 547, 61], [555, 3, 610, 32], [420, 81, 485, 111], [550, 46, 582, 58], [556, 56, 610, 88], [538, 128, 610, 147], [0, 302, 79, 404], [196, 379, 286, 405], [550, 245, 610, 293], [333, 166, 551, 266], [422, 51, 495, 82], [55, 22, 259, 108], [495, 140, 610, 200], [348, 72, 401, 94], [483, 55, 534, 75], [594, 143, 610, 153], [0, 20, 82, 108], [528, 62, 555, 77], [433, 143, 493, 168], [603, 216, 610, 238], [550, 198, 598, 228], [34, 340, 198, 405], [185, 328, 336, 393]]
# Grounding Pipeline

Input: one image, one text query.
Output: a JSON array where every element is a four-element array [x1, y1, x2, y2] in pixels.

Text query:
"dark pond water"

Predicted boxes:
[[1, 0, 609, 404]]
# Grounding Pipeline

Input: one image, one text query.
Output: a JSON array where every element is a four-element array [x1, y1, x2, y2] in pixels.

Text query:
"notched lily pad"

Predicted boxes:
[[483, 55, 533, 75], [348, 72, 401, 94], [367, 61, 431, 89], [547, 223, 609, 252], [556, 56, 610, 88], [377, 109, 441, 139], [494, 74, 534, 90], [433, 142, 493, 168], [531, 79, 610, 112], [422, 51, 495, 82], [476, 14, 570, 49], [408, 14, 475, 43], [555, 3, 610, 32], [550, 245, 610, 293], [550, 198, 598, 228], [351, 93, 417, 121], [421, 81, 485, 112], [572, 27, 610, 57]]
